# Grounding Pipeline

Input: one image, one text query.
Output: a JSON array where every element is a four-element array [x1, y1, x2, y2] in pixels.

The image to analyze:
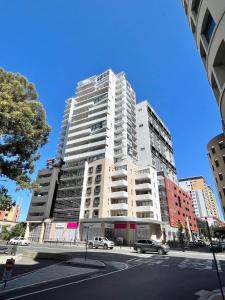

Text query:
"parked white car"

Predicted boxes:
[[88, 237, 114, 249], [9, 237, 30, 246]]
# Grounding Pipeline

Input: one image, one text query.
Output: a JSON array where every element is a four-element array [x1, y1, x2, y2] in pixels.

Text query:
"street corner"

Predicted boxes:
[[65, 258, 106, 269], [195, 288, 225, 300]]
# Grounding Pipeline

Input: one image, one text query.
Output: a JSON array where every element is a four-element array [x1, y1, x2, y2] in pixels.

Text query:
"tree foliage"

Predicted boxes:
[[0, 186, 15, 210], [0, 68, 51, 188], [0, 223, 26, 241]]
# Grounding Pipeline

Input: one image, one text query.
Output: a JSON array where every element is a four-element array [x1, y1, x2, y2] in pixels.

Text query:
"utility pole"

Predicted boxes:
[[205, 218, 224, 300]]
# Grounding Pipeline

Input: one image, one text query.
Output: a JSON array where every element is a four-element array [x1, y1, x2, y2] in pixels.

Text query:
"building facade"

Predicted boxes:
[[179, 176, 220, 219], [207, 133, 225, 216], [26, 70, 167, 244], [0, 205, 20, 222], [158, 172, 197, 241], [182, 0, 225, 128], [136, 101, 177, 183]]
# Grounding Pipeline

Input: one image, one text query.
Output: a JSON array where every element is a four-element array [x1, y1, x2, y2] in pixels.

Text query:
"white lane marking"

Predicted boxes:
[[4, 263, 132, 300], [126, 258, 137, 263], [213, 260, 222, 272]]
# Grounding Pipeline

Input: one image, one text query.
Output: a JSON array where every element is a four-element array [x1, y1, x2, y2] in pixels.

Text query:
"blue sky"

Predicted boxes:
[[0, 0, 223, 220]]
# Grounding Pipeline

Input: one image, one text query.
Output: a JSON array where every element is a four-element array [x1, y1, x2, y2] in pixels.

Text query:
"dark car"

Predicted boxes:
[[209, 241, 223, 252], [133, 239, 170, 255]]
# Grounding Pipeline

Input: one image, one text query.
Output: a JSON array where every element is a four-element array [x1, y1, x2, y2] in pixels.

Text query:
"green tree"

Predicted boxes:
[[0, 68, 51, 189], [0, 186, 15, 210], [10, 222, 26, 238], [0, 223, 26, 241], [0, 225, 11, 241]]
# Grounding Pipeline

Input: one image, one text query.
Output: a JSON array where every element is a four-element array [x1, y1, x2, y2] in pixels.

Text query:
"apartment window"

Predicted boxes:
[[85, 199, 90, 207], [87, 177, 92, 185], [178, 211, 180, 215], [219, 173, 223, 181], [94, 186, 101, 195], [219, 140, 225, 150], [219, 191, 222, 199], [86, 187, 91, 195], [215, 160, 219, 167], [93, 210, 99, 218], [34, 191, 48, 197], [140, 148, 145, 151], [40, 182, 50, 187], [84, 210, 89, 218], [139, 124, 143, 127], [212, 165, 215, 171], [96, 165, 102, 173], [213, 40, 225, 88], [202, 10, 216, 43], [192, 0, 200, 16], [95, 175, 101, 183], [93, 197, 100, 207], [88, 167, 93, 174], [211, 72, 220, 101], [223, 187, 225, 197], [178, 196, 181, 207], [138, 108, 142, 112], [223, 156, 225, 163], [32, 202, 46, 207]]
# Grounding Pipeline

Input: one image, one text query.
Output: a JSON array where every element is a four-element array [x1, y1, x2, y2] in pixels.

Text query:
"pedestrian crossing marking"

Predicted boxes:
[[127, 257, 224, 273]]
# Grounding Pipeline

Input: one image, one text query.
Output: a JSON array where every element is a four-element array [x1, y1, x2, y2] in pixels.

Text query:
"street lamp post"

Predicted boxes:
[[205, 218, 225, 300], [84, 225, 93, 261], [84, 226, 89, 262]]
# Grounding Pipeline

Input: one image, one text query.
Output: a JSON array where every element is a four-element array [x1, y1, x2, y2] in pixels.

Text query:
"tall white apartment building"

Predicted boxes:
[[26, 70, 163, 244], [136, 101, 177, 183]]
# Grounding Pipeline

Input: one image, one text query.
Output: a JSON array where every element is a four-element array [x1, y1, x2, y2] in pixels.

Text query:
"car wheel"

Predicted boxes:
[[137, 247, 142, 254], [158, 248, 164, 255], [88, 243, 93, 249], [103, 244, 108, 250], [110, 247, 113, 249]]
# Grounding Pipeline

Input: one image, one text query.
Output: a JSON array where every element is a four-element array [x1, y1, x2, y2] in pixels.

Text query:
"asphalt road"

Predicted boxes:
[[1, 249, 225, 300]]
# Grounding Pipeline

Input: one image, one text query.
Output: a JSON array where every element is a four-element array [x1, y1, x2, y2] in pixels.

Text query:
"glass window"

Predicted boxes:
[[192, 0, 200, 16], [96, 165, 102, 173], [203, 11, 216, 43]]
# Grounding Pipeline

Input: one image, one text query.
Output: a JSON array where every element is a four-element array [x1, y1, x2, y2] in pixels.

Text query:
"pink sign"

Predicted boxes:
[[67, 222, 78, 229]]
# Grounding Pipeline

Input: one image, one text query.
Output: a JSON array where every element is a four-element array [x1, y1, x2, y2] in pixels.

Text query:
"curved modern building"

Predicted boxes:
[[182, 0, 225, 128], [207, 133, 225, 215]]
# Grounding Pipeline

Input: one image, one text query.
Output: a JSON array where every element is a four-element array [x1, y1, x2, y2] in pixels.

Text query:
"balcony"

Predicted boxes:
[[110, 203, 128, 210], [136, 194, 152, 201], [68, 128, 91, 138], [135, 183, 151, 191], [111, 169, 127, 178], [65, 140, 106, 154], [111, 191, 128, 199], [111, 180, 128, 188], [135, 173, 151, 182], [136, 206, 153, 213]]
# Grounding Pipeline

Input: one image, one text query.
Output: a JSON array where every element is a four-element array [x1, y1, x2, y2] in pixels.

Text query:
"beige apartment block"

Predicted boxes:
[[182, 0, 225, 128], [208, 133, 225, 216], [179, 176, 220, 219]]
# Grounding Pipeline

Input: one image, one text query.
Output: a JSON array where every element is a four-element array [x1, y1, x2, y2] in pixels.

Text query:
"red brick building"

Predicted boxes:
[[164, 177, 198, 233]]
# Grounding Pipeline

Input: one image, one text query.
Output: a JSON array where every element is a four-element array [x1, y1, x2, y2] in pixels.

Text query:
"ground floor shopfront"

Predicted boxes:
[[25, 217, 163, 245]]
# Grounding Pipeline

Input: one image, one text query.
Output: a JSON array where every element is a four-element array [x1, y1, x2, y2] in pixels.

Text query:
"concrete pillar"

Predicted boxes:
[[39, 222, 45, 244], [101, 222, 105, 236], [24, 222, 30, 239], [126, 223, 131, 246]]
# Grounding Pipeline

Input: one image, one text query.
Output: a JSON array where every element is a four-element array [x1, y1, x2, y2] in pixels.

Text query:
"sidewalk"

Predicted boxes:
[[0, 258, 104, 295]]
